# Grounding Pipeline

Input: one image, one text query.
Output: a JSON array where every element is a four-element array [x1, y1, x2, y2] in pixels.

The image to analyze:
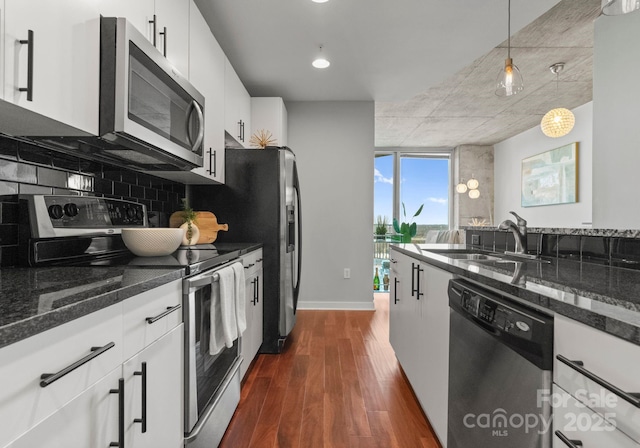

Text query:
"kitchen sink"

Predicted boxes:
[[425, 248, 550, 264], [442, 253, 504, 261]]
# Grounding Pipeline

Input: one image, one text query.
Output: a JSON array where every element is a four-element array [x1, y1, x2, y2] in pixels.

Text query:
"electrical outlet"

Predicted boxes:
[[471, 234, 481, 245], [344, 268, 351, 279]]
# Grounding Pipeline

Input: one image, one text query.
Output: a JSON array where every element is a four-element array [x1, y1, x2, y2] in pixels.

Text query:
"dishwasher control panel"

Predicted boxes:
[[461, 289, 534, 340]]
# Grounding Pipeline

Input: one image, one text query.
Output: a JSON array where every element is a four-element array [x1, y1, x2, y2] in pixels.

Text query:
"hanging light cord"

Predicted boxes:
[[507, 0, 511, 60]]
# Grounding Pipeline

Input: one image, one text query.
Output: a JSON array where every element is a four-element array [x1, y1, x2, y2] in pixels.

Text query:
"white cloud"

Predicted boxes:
[[427, 197, 448, 205], [374, 168, 393, 185]]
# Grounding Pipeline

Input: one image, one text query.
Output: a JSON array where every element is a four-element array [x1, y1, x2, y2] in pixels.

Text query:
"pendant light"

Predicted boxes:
[[312, 45, 330, 69], [601, 0, 640, 15], [540, 63, 575, 138], [455, 179, 468, 194], [495, 0, 523, 97]]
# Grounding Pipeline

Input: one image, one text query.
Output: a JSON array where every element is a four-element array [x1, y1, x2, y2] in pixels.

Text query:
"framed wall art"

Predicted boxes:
[[521, 142, 578, 207]]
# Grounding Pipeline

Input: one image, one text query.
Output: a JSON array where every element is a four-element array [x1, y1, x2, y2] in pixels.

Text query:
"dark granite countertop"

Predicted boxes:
[[0, 242, 263, 349], [393, 243, 640, 346]]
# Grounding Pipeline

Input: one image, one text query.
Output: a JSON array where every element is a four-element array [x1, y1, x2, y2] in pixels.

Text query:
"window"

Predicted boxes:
[[374, 150, 452, 243]]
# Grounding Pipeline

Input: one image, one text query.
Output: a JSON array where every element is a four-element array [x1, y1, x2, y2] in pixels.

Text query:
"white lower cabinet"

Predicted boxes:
[[240, 249, 264, 379], [389, 248, 452, 446], [123, 325, 184, 448], [0, 280, 184, 448], [553, 384, 639, 448], [554, 314, 640, 446], [7, 368, 122, 448], [0, 302, 123, 448]]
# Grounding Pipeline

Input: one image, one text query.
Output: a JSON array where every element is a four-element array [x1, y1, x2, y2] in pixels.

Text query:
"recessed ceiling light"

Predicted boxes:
[[312, 45, 330, 69], [312, 0, 329, 3]]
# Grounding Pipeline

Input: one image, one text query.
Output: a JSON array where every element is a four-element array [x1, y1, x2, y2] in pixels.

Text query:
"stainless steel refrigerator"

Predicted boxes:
[[191, 147, 301, 353]]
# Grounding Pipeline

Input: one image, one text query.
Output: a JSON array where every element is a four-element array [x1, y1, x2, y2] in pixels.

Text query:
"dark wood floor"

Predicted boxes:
[[219, 294, 441, 448]]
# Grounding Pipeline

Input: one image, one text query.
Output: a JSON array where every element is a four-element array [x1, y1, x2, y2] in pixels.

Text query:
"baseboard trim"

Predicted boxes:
[[297, 300, 375, 311]]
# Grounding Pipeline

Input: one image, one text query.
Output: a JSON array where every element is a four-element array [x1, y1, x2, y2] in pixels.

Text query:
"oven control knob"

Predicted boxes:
[[48, 204, 64, 220], [135, 208, 144, 221], [126, 207, 136, 219], [64, 203, 79, 217]]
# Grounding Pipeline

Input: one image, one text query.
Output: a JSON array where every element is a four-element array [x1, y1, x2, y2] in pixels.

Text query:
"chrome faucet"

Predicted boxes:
[[498, 211, 527, 254]]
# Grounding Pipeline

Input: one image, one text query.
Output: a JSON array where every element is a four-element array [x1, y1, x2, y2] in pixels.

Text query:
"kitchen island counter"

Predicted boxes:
[[394, 243, 640, 346]]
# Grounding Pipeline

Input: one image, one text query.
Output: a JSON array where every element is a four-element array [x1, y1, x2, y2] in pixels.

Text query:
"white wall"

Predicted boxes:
[[592, 12, 640, 229], [494, 102, 593, 228], [287, 101, 375, 310]]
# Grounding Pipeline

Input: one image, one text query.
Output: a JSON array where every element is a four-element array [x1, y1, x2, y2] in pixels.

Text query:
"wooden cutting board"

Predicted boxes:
[[169, 211, 229, 244]]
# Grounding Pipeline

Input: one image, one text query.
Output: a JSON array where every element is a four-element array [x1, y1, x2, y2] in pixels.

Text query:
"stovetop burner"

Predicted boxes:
[[68, 243, 244, 275]]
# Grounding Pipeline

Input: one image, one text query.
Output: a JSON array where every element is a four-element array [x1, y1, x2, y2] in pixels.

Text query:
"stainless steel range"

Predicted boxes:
[[18, 194, 248, 447]]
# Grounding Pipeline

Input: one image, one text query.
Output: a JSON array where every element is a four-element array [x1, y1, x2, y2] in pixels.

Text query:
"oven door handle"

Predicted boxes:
[[185, 271, 218, 292]]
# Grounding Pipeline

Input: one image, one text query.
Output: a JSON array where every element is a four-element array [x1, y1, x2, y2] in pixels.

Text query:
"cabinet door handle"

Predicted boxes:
[[209, 149, 217, 176], [244, 263, 255, 269], [149, 15, 157, 46], [18, 30, 34, 101], [554, 430, 583, 447], [40, 342, 115, 387], [159, 26, 167, 57], [237, 120, 243, 141], [256, 275, 260, 303], [146, 304, 181, 324], [110, 378, 125, 447], [411, 263, 416, 297], [133, 362, 147, 433], [556, 354, 640, 408], [411, 263, 423, 299], [251, 277, 258, 305], [416, 265, 424, 299], [393, 278, 400, 304]]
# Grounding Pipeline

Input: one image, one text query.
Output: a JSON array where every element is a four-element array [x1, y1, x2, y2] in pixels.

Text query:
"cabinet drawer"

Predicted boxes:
[[6, 367, 122, 448], [553, 384, 639, 448], [122, 280, 182, 360], [554, 314, 640, 443], [242, 249, 263, 276], [0, 303, 123, 448]]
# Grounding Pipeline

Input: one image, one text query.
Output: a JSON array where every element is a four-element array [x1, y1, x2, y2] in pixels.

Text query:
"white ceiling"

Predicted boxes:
[[195, 0, 601, 147]]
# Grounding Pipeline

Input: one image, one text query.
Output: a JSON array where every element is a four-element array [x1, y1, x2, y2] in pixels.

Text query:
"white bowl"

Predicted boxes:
[[121, 228, 185, 257]]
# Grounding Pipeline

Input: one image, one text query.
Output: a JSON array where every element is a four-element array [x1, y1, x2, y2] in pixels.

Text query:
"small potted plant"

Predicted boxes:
[[180, 199, 199, 246], [375, 215, 389, 239], [393, 203, 423, 243]]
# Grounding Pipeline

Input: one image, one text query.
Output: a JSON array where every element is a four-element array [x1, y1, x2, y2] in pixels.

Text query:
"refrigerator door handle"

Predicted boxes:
[[292, 162, 302, 310]]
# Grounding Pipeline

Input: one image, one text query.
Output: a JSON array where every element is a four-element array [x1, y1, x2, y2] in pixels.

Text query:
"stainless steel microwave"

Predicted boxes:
[[98, 17, 204, 171]]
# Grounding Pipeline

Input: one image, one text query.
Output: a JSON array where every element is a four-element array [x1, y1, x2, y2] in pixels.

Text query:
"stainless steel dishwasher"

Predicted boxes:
[[447, 279, 554, 448]]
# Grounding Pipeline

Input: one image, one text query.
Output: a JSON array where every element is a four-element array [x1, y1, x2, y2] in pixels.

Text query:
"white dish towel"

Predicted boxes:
[[207, 273, 226, 356], [209, 262, 247, 355]]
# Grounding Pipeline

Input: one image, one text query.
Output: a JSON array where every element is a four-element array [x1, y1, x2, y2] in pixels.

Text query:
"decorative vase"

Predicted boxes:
[[180, 222, 200, 246]]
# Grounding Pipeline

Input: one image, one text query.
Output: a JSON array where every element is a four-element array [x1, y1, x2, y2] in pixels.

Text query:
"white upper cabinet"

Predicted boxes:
[[151, 0, 226, 185], [154, 0, 190, 76], [224, 57, 251, 148], [251, 97, 288, 147], [98, 0, 155, 43], [3, 0, 102, 134], [187, 1, 225, 183], [98, 0, 189, 76]]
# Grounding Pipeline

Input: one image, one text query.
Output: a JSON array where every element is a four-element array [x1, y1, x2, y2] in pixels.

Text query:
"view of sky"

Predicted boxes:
[[374, 155, 449, 225]]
